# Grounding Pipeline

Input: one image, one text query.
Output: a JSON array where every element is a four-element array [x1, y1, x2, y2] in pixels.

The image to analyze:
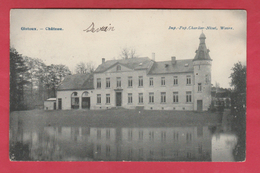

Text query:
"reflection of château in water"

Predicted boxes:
[[10, 119, 212, 161]]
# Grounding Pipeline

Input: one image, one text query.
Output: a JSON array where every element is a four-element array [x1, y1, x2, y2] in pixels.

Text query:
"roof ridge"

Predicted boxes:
[[155, 59, 193, 63], [105, 56, 149, 62]]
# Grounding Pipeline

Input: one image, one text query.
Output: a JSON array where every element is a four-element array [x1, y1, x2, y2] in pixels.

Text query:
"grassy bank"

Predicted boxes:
[[10, 109, 222, 128]]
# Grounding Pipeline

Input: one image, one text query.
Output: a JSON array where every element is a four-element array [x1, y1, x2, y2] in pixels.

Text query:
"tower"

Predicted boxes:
[[193, 32, 212, 111]]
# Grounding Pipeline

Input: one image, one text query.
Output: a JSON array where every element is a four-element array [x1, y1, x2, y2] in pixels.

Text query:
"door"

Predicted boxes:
[[58, 98, 62, 110], [82, 97, 90, 109], [116, 92, 122, 106], [197, 100, 203, 111], [71, 97, 79, 109], [54, 102, 56, 110]]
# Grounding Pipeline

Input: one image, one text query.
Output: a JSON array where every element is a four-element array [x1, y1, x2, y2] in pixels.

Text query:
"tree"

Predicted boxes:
[[10, 48, 30, 111], [10, 48, 72, 109], [43, 64, 71, 98], [24, 57, 46, 95], [119, 47, 138, 59], [229, 62, 246, 93], [75, 61, 96, 74]]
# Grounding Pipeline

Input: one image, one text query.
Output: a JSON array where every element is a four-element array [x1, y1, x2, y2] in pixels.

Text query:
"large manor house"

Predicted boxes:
[[54, 33, 212, 111]]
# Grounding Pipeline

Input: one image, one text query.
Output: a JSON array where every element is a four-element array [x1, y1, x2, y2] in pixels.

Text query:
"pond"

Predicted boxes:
[[9, 110, 245, 162]]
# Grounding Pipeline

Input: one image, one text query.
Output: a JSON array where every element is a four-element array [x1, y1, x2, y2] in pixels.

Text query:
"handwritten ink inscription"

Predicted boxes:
[[83, 22, 115, 33]]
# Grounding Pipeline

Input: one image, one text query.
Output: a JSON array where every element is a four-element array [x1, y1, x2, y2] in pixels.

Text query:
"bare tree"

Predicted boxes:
[[120, 47, 138, 59], [120, 48, 129, 59], [129, 49, 136, 59], [75, 61, 96, 74]]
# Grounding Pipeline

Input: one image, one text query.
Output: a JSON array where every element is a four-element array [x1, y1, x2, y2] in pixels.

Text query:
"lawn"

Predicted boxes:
[[10, 109, 222, 128]]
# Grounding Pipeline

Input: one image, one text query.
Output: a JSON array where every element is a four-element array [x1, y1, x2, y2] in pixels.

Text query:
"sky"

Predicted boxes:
[[10, 9, 246, 88]]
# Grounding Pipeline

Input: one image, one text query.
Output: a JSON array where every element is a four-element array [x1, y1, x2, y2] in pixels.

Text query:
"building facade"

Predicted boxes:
[[56, 33, 212, 111], [91, 33, 212, 111]]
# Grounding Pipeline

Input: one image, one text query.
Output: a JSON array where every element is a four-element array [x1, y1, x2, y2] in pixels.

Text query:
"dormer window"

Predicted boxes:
[[117, 65, 121, 71]]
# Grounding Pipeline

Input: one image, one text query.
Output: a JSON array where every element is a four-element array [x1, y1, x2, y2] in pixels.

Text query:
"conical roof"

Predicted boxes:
[[193, 33, 211, 61], [199, 32, 206, 39]]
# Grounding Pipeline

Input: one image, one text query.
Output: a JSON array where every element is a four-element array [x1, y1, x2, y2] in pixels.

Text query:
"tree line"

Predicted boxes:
[[10, 48, 71, 111]]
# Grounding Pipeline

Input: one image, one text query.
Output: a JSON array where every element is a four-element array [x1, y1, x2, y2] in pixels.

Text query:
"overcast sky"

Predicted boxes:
[[10, 9, 246, 88]]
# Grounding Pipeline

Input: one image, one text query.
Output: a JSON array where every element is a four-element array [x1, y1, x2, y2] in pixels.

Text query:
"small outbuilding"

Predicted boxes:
[[44, 98, 57, 110]]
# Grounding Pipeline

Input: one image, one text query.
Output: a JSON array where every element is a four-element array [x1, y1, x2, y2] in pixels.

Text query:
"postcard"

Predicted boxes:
[[9, 9, 246, 161]]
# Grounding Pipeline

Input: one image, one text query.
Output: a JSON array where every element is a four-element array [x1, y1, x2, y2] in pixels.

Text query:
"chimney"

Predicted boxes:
[[152, 53, 155, 61], [102, 58, 105, 64], [171, 56, 176, 65]]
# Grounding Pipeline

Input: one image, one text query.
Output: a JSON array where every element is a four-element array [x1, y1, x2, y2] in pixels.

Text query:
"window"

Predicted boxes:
[[186, 91, 192, 103], [128, 93, 133, 104], [186, 133, 192, 143], [173, 132, 179, 141], [72, 92, 77, 96], [106, 145, 110, 157], [138, 76, 143, 87], [149, 77, 153, 86], [97, 94, 101, 104], [173, 92, 178, 103], [198, 83, 202, 92], [149, 92, 154, 103], [97, 129, 101, 139], [186, 75, 191, 85], [106, 94, 110, 104], [205, 75, 209, 84], [149, 131, 154, 141], [106, 78, 110, 88], [116, 65, 121, 71], [71, 92, 79, 109], [128, 76, 133, 87], [97, 144, 101, 155], [161, 131, 166, 142], [139, 130, 143, 141], [106, 129, 110, 140], [139, 93, 143, 103], [161, 92, 166, 103], [117, 77, 121, 87], [82, 91, 89, 97], [173, 76, 178, 85], [128, 129, 133, 141], [97, 78, 101, 88], [161, 77, 165, 86]]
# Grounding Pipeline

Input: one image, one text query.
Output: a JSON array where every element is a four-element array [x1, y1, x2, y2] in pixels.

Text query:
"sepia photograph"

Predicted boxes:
[[9, 9, 246, 161]]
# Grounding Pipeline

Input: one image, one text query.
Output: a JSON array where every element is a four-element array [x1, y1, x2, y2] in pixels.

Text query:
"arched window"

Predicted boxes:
[[72, 92, 78, 97], [82, 91, 89, 97], [71, 92, 79, 109], [117, 65, 121, 71]]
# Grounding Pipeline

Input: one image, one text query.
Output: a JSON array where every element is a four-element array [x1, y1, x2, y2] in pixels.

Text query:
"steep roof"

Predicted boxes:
[[148, 59, 194, 75], [57, 73, 94, 91], [193, 33, 211, 61], [94, 57, 152, 73]]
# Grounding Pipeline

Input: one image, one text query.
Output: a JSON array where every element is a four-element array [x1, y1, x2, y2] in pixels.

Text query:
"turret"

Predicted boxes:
[[193, 32, 212, 111], [193, 32, 211, 61]]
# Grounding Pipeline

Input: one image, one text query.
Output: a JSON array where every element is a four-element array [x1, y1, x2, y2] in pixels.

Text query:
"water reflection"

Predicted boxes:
[[9, 111, 244, 161]]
